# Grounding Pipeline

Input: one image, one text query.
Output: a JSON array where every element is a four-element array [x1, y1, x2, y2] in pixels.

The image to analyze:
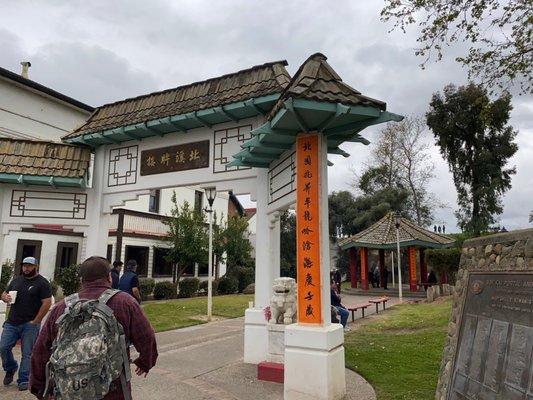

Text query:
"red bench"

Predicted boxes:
[[369, 297, 390, 314], [347, 303, 371, 322]]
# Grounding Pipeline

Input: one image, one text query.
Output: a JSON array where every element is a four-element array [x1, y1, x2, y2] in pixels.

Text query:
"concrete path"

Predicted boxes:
[[0, 293, 410, 400]]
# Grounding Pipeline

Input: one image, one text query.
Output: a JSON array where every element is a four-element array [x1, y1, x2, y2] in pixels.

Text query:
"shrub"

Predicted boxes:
[[0, 260, 14, 294], [139, 278, 156, 301], [198, 279, 219, 295], [217, 276, 238, 295], [178, 277, 200, 298], [50, 281, 59, 297], [227, 266, 255, 293], [426, 248, 461, 283], [57, 264, 80, 296], [153, 281, 176, 300]]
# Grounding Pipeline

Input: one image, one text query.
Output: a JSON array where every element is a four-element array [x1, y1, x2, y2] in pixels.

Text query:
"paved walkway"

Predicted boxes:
[[0, 293, 413, 400]]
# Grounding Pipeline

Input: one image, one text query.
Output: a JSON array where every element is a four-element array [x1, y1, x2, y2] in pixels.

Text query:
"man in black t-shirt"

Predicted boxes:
[[0, 257, 52, 391]]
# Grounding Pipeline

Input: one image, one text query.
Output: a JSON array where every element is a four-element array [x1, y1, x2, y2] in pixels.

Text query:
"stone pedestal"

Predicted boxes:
[[267, 323, 285, 363], [284, 324, 346, 400], [244, 308, 268, 364]]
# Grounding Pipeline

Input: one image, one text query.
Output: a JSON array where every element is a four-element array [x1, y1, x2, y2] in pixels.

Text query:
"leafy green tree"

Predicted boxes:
[[381, 0, 532, 93], [426, 83, 518, 235], [164, 194, 208, 283], [223, 215, 253, 270], [279, 211, 297, 278]]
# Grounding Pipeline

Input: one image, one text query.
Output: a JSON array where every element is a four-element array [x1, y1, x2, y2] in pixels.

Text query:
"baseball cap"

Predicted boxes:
[[22, 256, 38, 265]]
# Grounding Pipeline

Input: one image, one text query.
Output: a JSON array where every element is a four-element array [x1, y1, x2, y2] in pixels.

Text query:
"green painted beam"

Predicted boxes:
[[283, 98, 309, 132], [0, 173, 86, 188], [328, 147, 350, 158]]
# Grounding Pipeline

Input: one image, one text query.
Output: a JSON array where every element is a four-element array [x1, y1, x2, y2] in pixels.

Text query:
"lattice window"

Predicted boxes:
[[108, 145, 138, 187], [213, 125, 252, 173]]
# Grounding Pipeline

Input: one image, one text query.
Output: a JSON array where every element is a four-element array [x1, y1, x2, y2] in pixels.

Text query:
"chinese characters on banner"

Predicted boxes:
[[296, 134, 322, 324], [408, 246, 417, 290], [140, 140, 209, 176], [360, 247, 368, 290]]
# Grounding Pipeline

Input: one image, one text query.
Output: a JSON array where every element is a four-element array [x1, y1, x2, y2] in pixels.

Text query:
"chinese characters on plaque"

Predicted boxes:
[[140, 140, 209, 176], [296, 134, 322, 324]]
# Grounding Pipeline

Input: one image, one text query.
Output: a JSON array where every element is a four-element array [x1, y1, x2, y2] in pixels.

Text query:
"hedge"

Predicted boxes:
[[217, 276, 238, 295], [139, 278, 156, 301], [178, 277, 200, 298], [57, 264, 81, 296], [426, 247, 461, 282], [153, 281, 176, 300], [0, 261, 14, 294]]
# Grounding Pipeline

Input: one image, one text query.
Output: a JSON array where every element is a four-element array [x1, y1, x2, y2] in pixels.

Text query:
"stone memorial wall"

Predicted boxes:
[[435, 228, 533, 400]]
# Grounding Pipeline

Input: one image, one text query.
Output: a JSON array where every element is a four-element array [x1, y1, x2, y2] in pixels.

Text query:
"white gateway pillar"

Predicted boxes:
[[244, 168, 274, 364], [284, 133, 346, 400], [84, 147, 110, 258]]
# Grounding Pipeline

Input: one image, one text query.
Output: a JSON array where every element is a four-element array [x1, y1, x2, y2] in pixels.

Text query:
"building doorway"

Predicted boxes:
[[15, 239, 42, 275], [124, 245, 149, 277]]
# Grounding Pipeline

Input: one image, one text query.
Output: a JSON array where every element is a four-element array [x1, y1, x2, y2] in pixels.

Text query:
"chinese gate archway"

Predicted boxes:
[[1, 53, 403, 400]]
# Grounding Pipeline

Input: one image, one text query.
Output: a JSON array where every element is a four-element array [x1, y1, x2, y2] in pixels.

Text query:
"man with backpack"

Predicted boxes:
[[29, 256, 158, 400]]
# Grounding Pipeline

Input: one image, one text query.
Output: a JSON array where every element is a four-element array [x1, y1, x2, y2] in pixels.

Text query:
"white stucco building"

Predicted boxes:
[[0, 63, 241, 281]]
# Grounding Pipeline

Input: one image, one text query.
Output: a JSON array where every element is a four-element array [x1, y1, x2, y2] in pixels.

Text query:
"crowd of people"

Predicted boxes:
[[0, 256, 158, 399]]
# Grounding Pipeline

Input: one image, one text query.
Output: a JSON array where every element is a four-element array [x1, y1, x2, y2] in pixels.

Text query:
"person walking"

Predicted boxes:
[[0, 257, 52, 391], [118, 260, 141, 303], [111, 260, 123, 289], [30, 256, 158, 400]]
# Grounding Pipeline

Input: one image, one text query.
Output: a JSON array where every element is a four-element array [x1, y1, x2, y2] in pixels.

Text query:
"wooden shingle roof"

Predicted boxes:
[[0, 139, 91, 178], [339, 212, 455, 250], [268, 53, 386, 119], [64, 60, 291, 140]]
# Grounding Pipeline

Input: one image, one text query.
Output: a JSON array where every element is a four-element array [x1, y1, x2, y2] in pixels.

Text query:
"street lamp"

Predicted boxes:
[[394, 212, 403, 302], [204, 187, 216, 321]]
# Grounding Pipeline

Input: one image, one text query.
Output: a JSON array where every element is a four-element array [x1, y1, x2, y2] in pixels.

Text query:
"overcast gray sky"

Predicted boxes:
[[1, 0, 531, 232]]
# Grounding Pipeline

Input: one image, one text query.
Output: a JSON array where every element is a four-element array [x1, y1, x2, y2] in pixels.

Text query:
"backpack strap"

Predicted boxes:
[[98, 288, 133, 400], [65, 293, 80, 309], [98, 288, 120, 305]]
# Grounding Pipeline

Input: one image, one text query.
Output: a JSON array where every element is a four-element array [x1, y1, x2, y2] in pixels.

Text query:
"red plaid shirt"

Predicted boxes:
[[30, 279, 158, 400]]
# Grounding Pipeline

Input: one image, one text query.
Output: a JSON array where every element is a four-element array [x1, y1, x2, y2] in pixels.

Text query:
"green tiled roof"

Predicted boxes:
[[339, 212, 455, 250]]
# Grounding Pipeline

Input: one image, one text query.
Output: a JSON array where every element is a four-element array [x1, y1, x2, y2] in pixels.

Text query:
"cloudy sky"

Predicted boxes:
[[1, 0, 531, 232]]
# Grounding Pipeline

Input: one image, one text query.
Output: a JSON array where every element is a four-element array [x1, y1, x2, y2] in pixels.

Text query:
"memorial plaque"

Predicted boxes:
[[448, 272, 533, 400], [140, 140, 209, 176]]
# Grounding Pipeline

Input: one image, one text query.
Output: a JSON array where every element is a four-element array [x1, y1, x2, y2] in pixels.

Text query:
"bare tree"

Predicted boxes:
[[355, 116, 442, 226]]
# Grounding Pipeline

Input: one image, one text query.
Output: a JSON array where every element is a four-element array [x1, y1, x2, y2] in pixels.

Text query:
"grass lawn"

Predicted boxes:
[[143, 294, 253, 332], [344, 298, 452, 400]]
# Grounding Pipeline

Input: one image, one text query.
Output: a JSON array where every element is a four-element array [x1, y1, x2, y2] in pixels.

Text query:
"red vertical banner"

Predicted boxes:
[[360, 247, 369, 290], [408, 246, 417, 292], [296, 133, 322, 324], [349, 248, 358, 288]]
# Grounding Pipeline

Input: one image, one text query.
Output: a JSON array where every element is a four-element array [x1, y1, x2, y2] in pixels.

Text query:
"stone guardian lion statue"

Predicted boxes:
[[270, 277, 297, 325]]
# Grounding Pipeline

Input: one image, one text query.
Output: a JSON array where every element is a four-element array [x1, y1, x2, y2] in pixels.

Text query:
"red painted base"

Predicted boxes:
[[258, 361, 284, 384], [409, 283, 418, 292]]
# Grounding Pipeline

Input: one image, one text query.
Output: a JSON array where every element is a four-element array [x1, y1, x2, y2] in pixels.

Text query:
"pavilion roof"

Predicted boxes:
[[338, 212, 455, 250], [228, 53, 403, 168]]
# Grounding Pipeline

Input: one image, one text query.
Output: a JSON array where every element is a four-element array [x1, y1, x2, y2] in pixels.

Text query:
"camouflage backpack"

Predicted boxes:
[[44, 289, 131, 400]]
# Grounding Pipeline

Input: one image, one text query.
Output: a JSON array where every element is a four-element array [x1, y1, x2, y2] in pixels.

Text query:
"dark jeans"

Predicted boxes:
[[0, 322, 40, 384], [334, 306, 349, 328]]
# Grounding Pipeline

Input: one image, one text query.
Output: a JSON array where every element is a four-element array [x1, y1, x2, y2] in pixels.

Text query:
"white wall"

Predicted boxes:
[[0, 77, 90, 141], [120, 186, 231, 226], [1, 230, 83, 280]]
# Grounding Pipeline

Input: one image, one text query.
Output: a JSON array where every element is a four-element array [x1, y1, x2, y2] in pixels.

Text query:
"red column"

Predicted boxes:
[[349, 247, 358, 288], [408, 246, 417, 292], [419, 248, 428, 284], [378, 249, 386, 288], [440, 272, 448, 284], [360, 247, 369, 290]]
